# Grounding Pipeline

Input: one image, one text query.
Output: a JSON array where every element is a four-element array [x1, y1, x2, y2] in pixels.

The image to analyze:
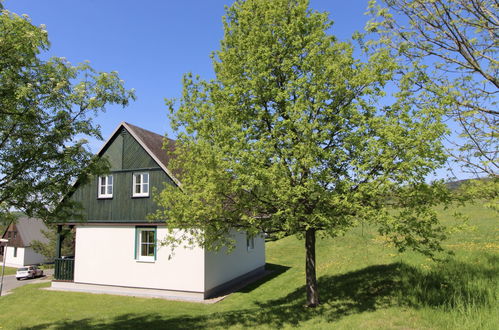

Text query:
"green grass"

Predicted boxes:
[[1, 266, 17, 276], [0, 203, 497, 329]]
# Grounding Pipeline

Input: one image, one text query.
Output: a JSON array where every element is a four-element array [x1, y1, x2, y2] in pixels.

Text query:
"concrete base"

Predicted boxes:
[[48, 266, 268, 303], [50, 281, 205, 301]]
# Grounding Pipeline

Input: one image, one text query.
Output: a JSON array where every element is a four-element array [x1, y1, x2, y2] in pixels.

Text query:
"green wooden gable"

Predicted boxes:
[[102, 127, 160, 171], [68, 123, 177, 223]]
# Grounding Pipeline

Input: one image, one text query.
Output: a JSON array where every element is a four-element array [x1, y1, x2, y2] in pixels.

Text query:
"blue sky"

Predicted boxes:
[[4, 0, 461, 180], [5, 1, 368, 139]]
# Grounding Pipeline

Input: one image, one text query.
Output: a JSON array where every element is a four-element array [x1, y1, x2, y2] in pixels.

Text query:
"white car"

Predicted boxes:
[[16, 265, 44, 280]]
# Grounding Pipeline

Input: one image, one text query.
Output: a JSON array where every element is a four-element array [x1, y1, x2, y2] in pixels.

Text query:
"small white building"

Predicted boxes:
[[51, 122, 266, 301], [1, 217, 50, 268]]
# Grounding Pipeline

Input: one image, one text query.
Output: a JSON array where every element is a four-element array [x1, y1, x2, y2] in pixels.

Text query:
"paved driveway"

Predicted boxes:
[[0, 269, 54, 296]]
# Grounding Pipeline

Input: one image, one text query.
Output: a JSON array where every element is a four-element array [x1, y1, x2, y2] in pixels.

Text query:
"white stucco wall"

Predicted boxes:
[[204, 230, 265, 291], [74, 225, 205, 293], [3, 246, 25, 267]]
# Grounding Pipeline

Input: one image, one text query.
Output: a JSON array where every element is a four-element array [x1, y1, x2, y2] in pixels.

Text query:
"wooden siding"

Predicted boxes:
[[122, 130, 159, 170], [104, 131, 123, 170], [69, 127, 175, 222], [1, 223, 24, 248]]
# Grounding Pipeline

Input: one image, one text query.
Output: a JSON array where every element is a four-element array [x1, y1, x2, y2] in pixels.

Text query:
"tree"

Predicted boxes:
[[31, 226, 75, 261], [153, 0, 449, 307], [366, 0, 498, 178], [0, 8, 135, 221]]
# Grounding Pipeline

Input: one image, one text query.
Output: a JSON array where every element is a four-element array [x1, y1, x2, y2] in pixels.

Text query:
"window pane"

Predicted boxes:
[[148, 244, 155, 256], [135, 175, 141, 185], [135, 184, 141, 194], [100, 186, 106, 195], [247, 235, 255, 249], [143, 184, 149, 194], [145, 231, 153, 243], [138, 229, 155, 258], [140, 243, 155, 256], [108, 175, 113, 184], [107, 185, 112, 195], [143, 174, 149, 184], [100, 176, 106, 186]]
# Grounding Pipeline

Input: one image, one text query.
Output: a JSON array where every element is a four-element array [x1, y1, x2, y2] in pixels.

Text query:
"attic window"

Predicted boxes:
[[98, 175, 113, 198], [133, 172, 149, 197]]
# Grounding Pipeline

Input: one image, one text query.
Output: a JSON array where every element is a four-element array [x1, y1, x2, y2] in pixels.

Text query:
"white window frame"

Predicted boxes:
[[246, 233, 255, 251], [135, 227, 156, 262], [133, 172, 150, 197], [98, 175, 113, 198]]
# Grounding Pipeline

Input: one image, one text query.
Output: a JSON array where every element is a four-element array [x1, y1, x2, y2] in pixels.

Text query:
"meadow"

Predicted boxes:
[[0, 202, 497, 329], [1, 266, 17, 276]]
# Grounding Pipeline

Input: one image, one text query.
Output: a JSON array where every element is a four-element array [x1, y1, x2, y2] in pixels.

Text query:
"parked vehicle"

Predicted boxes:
[[15, 265, 44, 280]]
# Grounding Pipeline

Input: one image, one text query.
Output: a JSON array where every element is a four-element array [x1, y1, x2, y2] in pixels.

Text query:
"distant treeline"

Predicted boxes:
[[445, 178, 490, 191]]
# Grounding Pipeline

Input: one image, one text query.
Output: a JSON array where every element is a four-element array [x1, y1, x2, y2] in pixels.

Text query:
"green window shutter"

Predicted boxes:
[[134, 227, 138, 260]]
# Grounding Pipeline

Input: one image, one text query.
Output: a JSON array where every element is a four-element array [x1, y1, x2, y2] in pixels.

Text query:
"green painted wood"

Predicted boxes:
[[69, 126, 175, 222], [70, 169, 174, 222], [102, 131, 124, 171], [122, 130, 159, 170], [54, 258, 74, 281]]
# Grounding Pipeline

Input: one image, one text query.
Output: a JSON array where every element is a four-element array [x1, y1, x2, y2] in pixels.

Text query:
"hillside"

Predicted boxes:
[[0, 203, 497, 329]]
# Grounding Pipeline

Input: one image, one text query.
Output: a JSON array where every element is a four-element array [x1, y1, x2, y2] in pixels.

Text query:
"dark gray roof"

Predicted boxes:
[[16, 217, 49, 246]]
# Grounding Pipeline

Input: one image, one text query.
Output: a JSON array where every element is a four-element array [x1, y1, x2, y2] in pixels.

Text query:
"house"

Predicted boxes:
[[51, 122, 265, 300], [1, 217, 50, 267]]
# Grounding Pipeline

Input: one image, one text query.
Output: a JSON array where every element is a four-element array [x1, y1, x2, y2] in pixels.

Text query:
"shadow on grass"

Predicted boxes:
[[25, 255, 498, 329], [204, 263, 290, 300]]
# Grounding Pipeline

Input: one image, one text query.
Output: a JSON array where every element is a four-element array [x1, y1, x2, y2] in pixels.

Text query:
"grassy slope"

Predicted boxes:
[[0, 203, 497, 329], [1, 266, 17, 276]]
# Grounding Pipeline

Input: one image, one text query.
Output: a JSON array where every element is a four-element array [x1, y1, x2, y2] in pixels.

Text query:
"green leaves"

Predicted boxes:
[[0, 8, 135, 220], [154, 0, 450, 259], [366, 0, 498, 177]]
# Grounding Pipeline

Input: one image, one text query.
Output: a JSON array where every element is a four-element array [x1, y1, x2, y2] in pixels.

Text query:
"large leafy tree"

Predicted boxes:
[[154, 0, 449, 307], [0, 7, 135, 221], [367, 0, 498, 178]]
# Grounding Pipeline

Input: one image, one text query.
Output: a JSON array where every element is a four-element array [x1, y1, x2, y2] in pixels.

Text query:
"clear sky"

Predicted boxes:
[[4, 0, 461, 180]]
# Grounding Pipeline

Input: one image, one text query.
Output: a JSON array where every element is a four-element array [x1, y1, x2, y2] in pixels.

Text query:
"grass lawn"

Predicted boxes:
[[0, 203, 497, 329], [1, 266, 17, 276]]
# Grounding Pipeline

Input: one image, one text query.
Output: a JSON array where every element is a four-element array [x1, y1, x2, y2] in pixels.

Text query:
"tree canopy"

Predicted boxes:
[[0, 8, 135, 222], [153, 0, 450, 306], [367, 0, 498, 178]]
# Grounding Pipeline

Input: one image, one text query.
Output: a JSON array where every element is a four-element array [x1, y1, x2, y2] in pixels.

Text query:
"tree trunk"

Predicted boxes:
[[305, 227, 320, 307]]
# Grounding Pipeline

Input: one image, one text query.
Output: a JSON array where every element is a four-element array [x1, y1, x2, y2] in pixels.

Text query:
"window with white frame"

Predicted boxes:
[[246, 233, 255, 251], [135, 227, 156, 262], [98, 175, 113, 198], [133, 172, 149, 197]]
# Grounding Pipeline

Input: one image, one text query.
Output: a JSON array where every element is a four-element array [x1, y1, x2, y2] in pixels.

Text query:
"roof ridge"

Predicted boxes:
[[120, 122, 180, 187], [123, 122, 176, 142]]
